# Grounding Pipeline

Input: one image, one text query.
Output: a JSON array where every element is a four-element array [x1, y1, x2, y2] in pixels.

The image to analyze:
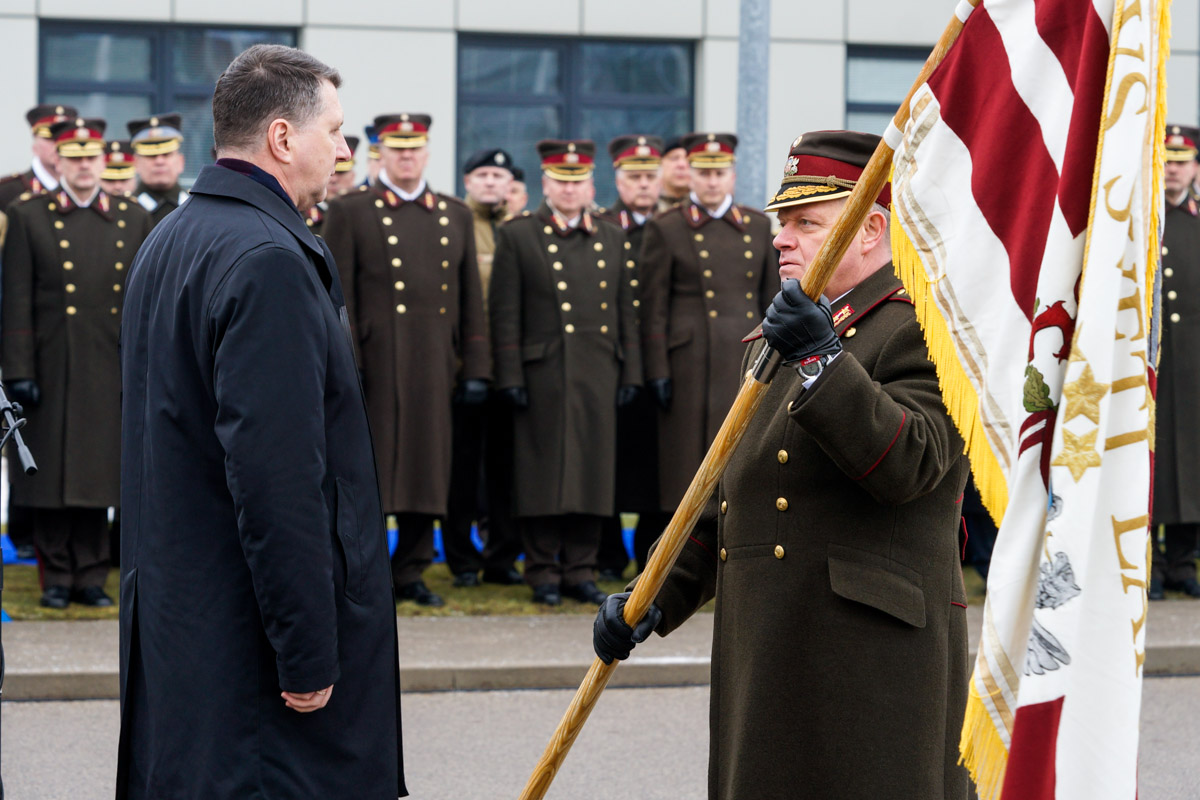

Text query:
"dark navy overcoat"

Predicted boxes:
[[117, 164, 405, 799]]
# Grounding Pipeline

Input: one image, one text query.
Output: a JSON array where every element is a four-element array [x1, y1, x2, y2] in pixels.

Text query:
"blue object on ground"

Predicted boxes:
[[1, 533, 37, 566], [623, 524, 636, 562], [1, 609, 10, 623]]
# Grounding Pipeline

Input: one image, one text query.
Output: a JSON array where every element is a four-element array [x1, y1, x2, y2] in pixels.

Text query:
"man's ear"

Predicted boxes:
[[860, 209, 888, 255], [266, 118, 292, 165]]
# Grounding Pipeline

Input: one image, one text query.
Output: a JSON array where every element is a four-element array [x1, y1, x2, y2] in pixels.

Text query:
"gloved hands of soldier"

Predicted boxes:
[[761, 278, 842, 365], [593, 592, 663, 665], [6, 379, 40, 409], [499, 386, 529, 410], [453, 378, 489, 406], [616, 384, 640, 408], [648, 377, 672, 411]]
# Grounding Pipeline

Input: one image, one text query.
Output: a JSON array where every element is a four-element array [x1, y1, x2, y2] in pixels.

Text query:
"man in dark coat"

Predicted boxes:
[[324, 113, 491, 607], [491, 139, 643, 605], [0, 104, 75, 210], [117, 45, 405, 798], [2, 117, 152, 609], [595, 131, 971, 799], [128, 113, 189, 226], [1151, 125, 1200, 599], [638, 132, 779, 521]]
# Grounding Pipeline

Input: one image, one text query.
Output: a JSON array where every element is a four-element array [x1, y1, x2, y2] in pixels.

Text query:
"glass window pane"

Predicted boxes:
[[457, 104, 561, 208], [580, 107, 691, 208], [44, 32, 152, 83], [174, 95, 217, 186], [460, 45, 560, 96], [43, 93, 152, 138], [846, 56, 925, 106], [846, 111, 895, 137], [170, 28, 297, 87], [581, 43, 691, 98]]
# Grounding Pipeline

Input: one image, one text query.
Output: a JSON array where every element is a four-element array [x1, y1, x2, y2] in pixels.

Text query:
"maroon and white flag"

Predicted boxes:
[[888, 0, 1168, 796]]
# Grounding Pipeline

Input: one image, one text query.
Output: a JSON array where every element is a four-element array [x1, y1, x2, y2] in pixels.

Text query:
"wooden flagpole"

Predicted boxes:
[[518, 4, 981, 797]]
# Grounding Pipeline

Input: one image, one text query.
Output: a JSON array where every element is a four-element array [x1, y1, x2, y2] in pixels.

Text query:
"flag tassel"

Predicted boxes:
[[958, 688, 1009, 800]]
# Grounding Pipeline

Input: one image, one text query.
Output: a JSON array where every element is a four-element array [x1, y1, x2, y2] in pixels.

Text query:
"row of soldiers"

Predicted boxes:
[[0, 102, 780, 609]]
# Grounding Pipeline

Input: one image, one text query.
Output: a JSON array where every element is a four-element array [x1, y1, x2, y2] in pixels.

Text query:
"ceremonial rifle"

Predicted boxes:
[[519, 3, 981, 796]]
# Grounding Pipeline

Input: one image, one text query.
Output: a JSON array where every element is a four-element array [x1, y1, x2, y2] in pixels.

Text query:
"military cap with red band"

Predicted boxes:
[[336, 135, 360, 173], [537, 139, 596, 181], [683, 132, 738, 168], [608, 134, 664, 171], [102, 140, 136, 180], [1165, 124, 1199, 162], [375, 114, 431, 148], [51, 118, 107, 158], [764, 130, 891, 212], [27, 104, 78, 138]]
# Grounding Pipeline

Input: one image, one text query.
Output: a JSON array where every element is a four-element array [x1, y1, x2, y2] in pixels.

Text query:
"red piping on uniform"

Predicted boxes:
[[837, 287, 907, 334], [960, 517, 970, 560], [951, 601, 968, 609], [854, 410, 906, 480], [689, 534, 715, 560]]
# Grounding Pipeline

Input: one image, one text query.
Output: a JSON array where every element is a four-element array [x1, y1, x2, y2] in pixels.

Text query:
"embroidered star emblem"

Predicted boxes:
[[1062, 364, 1109, 425], [1053, 428, 1102, 482]]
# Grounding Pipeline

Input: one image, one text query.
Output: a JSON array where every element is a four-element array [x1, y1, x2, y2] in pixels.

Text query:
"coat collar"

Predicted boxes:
[[373, 184, 437, 211], [684, 198, 747, 232], [536, 201, 597, 237], [606, 198, 649, 232], [54, 188, 111, 220]]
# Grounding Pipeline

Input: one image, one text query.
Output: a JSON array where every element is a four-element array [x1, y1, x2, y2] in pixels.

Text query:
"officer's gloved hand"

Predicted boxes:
[[648, 377, 672, 411], [616, 384, 640, 408], [7, 379, 40, 409], [761, 278, 842, 364], [499, 386, 529, 410], [593, 592, 663, 665], [454, 378, 489, 406]]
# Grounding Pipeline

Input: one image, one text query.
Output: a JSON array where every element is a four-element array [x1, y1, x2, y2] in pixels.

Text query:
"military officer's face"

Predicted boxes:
[[1164, 158, 1198, 198], [661, 148, 690, 195], [327, 168, 357, 196], [542, 175, 591, 218], [773, 199, 888, 299], [614, 168, 661, 215], [691, 166, 735, 209], [135, 151, 186, 191], [101, 177, 137, 196], [33, 136, 60, 176], [464, 166, 513, 206], [381, 144, 429, 187], [507, 180, 528, 216], [59, 153, 103, 195], [367, 158, 381, 182]]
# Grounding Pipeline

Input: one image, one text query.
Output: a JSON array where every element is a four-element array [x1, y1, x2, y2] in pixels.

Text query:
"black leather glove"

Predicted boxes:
[[499, 386, 529, 410], [648, 377, 672, 411], [593, 592, 663, 665], [761, 278, 843, 364], [616, 384, 640, 408], [7, 379, 40, 409], [454, 378, 489, 406]]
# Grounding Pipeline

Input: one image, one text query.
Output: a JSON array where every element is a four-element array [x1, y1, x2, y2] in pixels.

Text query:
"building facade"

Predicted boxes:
[[1, 0, 1197, 207]]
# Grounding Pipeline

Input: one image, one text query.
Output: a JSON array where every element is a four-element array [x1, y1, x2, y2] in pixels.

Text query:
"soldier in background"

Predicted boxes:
[[128, 113, 188, 226], [507, 166, 529, 216], [2, 118, 151, 608], [1151, 125, 1200, 600], [324, 113, 490, 607], [305, 135, 358, 236], [638, 132, 779, 528], [363, 124, 381, 188], [597, 135, 665, 577], [0, 104, 76, 210], [100, 140, 137, 197], [490, 139, 642, 606], [657, 135, 690, 210], [443, 148, 524, 587]]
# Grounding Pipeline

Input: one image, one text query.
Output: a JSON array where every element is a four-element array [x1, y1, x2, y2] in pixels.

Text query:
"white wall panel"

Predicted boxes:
[[456, 0, 580, 35], [306, 0, 453, 30], [0, 0, 37, 14], [39, 0, 169, 20], [0, 17, 37, 179], [705, 0, 739, 39], [583, 0, 703, 38], [696, 37, 739, 131], [1167, 53, 1200, 127], [174, 0, 303, 26], [772, 0, 845, 42], [1171, 0, 1199, 54], [846, 0, 946, 45]]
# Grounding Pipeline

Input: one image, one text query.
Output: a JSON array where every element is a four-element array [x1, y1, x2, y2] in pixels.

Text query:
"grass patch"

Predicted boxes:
[[2, 565, 121, 621]]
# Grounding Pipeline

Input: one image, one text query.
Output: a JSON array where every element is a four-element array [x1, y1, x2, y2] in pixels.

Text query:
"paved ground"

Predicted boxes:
[[3, 676, 1198, 800]]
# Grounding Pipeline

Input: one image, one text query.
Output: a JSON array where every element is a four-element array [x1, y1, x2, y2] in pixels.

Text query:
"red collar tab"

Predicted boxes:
[[55, 190, 73, 212], [420, 190, 437, 211], [618, 210, 631, 231], [727, 205, 747, 232], [30, 177, 44, 194], [832, 303, 854, 326], [307, 205, 324, 224], [686, 204, 707, 229]]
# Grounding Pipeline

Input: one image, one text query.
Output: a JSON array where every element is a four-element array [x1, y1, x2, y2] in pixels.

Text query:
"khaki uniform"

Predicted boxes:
[[644, 266, 970, 799], [639, 198, 779, 511]]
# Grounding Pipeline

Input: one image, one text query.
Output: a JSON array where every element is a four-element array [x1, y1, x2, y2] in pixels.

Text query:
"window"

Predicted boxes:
[[845, 46, 929, 136], [457, 36, 694, 208], [40, 23, 297, 185]]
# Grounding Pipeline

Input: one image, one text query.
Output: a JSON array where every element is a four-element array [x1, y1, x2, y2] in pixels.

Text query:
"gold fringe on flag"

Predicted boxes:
[[958, 687, 1009, 800], [891, 211, 1010, 525], [1147, 0, 1171, 362]]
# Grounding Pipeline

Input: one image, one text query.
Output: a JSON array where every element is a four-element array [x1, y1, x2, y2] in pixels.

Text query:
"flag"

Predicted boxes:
[[887, 0, 1169, 797]]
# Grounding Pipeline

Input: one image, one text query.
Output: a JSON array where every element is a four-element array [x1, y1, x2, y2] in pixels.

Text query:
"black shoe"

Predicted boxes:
[[563, 580, 607, 605], [1177, 578, 1200, 598], [396, 581, 445, 607], [596, 568, 623, 582], [1149, 579, 1165, 601], [40, 585, 71, 609], [71, 587, 115, 607], [15, 544, 36, 560], [482, 566, 523, 585], [452, 572, 481, 588], [532, 584, 562, 606]]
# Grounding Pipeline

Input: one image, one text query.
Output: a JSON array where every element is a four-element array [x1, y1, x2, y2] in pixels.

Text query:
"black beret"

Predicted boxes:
[[463, 148, 516, 175]]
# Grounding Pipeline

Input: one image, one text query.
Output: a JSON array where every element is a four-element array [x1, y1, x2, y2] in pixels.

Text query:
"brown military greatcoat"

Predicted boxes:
[[2, 190, 152, 507], [644, 266, 971, 799], [324, 183, 490, 515], [490, 203, 643, 517], [1154, 194, 1200, 524], [639, 197, 779, 510], [0, 169, 49, 211]]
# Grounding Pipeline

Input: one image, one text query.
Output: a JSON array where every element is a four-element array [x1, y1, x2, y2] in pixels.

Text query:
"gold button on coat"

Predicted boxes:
[[382, 216, 392, 225], [699, 250, 709, 259], [54, 220, 64, 229], [66, 284, 76, 293], [553, 261, 564, 271], [440, 236, 449, 246], [439, 216, 449, 226], [709, 310, 718, 318], [744, 250, 753, 259], [396, 304, 407, 314], [115, 262, 124, 270], [776, 497, 788, 511], [1168, 290, 1178, 300], [118, 220, 126, 228], [565, 323, 576, 333], [60, 240, 69, 249], [548, 244, 559, 253], [694, 233, 704, 242], [777, 450, 788, 464], [392, 258, 402, 267], [720, 500, 728, 514], [720, 548, 728, 561], [395, 281, 405, 290], [844, 327, 857, 338], [66, 306, 77, 315], [1171, 312, 1181, 323], [599, 281, 607, 289], [544, 225, 553, 234], [594, 242, 603, 252], [600, 325, 609, 333], [1166, 267, 1174, 277], [703, 269, 713, 278], [387, 235, 398, 245], [561, 302, 572, 311], [743, 234, 752, 243], [63, 261, 74, 270], [706, 290, 715, 298], [774, 545, 785, 559], [557, 281, 568, 290]]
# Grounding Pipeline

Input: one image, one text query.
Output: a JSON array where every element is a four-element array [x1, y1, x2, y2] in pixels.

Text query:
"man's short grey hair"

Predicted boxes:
[[212, 44, 341, 153]]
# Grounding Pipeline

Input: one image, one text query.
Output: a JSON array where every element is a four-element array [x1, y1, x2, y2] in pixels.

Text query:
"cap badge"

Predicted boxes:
[[784, 156, 799, 177], [1169, 135, 1184, 145], [636, 145, 650, 156], [565, 153, 580, 164], [496, 153, 506, 164], [150, 128, 163, 138], [705, 141, 721, 153], [400, 121, 413, 132]]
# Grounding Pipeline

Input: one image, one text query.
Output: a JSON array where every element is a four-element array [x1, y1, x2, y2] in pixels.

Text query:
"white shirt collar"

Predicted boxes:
[[691, 191, 733, 220], [547, 203, 581, 229], [31, 157, 59, 191], [63, 184, 98, 208], [632, 210, 647, 226], [380, 170, 426, 201]]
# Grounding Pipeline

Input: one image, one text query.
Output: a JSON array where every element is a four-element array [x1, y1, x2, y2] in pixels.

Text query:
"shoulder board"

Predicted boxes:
[[498, 212, 533, 228], [436, 193, 468, 210], [737, 204, 768, 219], [0, 172, 22, 185]]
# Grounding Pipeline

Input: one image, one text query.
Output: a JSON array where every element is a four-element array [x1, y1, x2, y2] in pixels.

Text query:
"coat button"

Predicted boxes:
[[777, 449, 788, 464], [699, 250, 709, 259], [600, 325, 609, 333], [396, 304, 407, 314], [720, 500, 728, 514], [709, 310, 718, 318], [598, 259, 607, 268], [776, 497, 788, 511], [440, 307, 447, 314], [746, 271, 754, 279], [1166, 267, 1174, 277], [594, 242, 604, 252], [694, 233, 704, 242], [747, 311, 755, 318], [565, 323, 576, 333], [440, 236, 449, 246], [111, 307, 119, 314], [375, 199, 385, 208], [720, 548, 728, 561], [66, 284, 76, 293], [599, 280, 608, 289], [442, 260, 450, 268], [1162, 246, 1169, 255], [54, 220, 64, 229], [562, 302, 572, 311], [787, 400, 794, 412], [746, 292, 754, 300], [119, 202, 127, 211], [113, 284, 122, 292], [1171, 313, 1181, 323], [703, 269, 713, 278], [844, 327, 857, 338], [544, 225, 553, 234], [743, 234, 752, 244], [442, 283, 449, 292], [705, 290, 715, 298], [553, 261, 564, 271], [557, 281, 568, 290], [63, 261, 74, 270], [387, 235, 398, 245], [116, 240, 124, 248], [66, 306, 77, 315], [382, 216, 392, 225], [115, 262, 123, 270], [601, 302, 609, 310], [1168, 290, 1178, 300], [118, 220, 126, 229], [439, 216, 450, 226], [395, 281, 405, 290], [624, 241, 631, 250], [774, 545, 785, 559], [626, 260, 635, 269], [548, 244, 559, 253], [60, 239, 69, 249], [744, 250, 753, 259], [392, 258, 402, 267]]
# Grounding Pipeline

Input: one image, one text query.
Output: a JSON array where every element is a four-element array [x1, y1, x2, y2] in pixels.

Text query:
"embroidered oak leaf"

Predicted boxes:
[[1023, 364, 1056, 412]]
